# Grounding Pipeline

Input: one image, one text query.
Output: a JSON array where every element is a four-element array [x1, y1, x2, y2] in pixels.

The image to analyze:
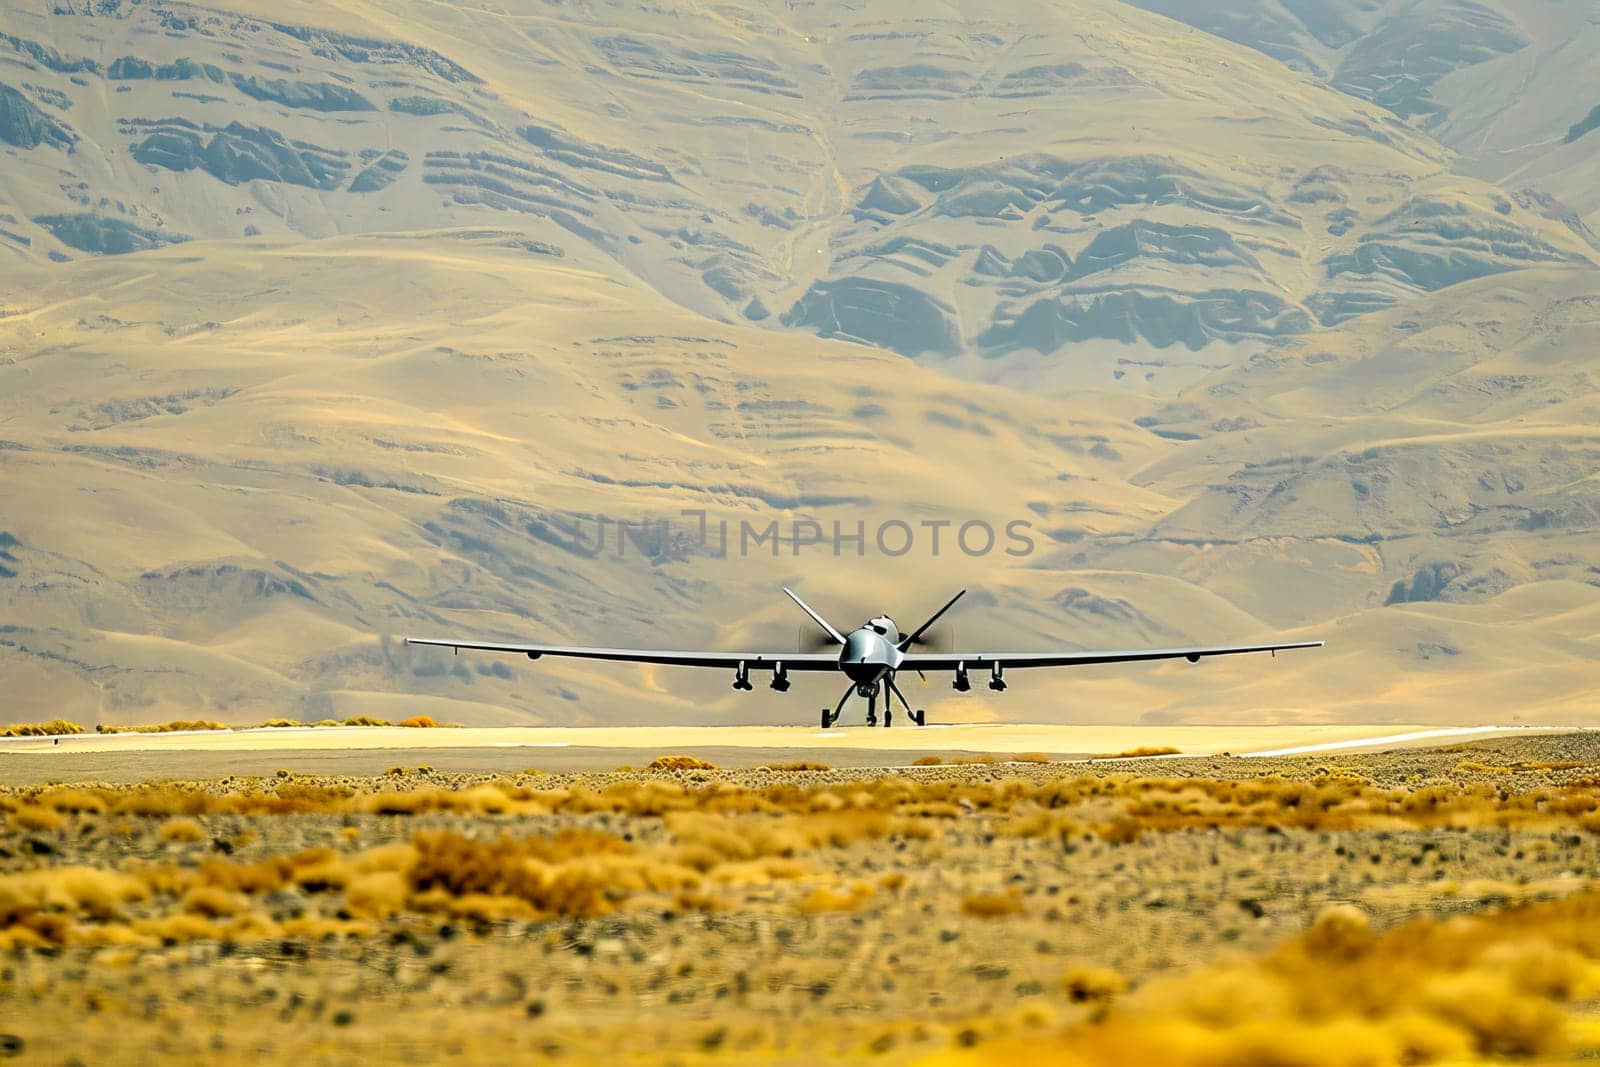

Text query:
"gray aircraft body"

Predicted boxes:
[[407, 588, 1322, 728]]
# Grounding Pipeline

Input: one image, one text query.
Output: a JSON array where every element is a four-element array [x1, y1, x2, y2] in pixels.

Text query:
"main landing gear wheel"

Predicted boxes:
[[884, 707, 892, 728], [910, 709, 926, 726], [820, 707, 831, 729]]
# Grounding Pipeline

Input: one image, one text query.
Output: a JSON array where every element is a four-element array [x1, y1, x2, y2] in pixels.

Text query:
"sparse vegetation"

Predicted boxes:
[[1, 720, 85, 737], [1095, 745, 1182, 759], [52, 717, 478, 736], [0, 734, 1598, 1062], [97, 720, 229, 734]]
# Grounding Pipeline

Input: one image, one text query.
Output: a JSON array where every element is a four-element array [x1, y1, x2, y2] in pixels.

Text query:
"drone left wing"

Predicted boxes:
[[404, 637, 840, 670]]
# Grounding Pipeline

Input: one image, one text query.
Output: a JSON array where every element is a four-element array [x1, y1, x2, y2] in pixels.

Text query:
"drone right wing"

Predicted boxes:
[[900, 640, 1324, 671]]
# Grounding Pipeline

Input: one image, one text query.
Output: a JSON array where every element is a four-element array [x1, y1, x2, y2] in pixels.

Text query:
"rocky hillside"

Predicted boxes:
[[0, 0, 1595, 725]]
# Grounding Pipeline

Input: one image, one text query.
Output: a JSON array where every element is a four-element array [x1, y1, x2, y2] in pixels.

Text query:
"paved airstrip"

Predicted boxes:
[[0, 723, 1574, 784]]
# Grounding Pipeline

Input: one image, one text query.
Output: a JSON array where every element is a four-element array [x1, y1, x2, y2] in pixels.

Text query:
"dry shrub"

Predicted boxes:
[[1095, 746, 1180, 759], [797, 882, 873, 914], [259, 718, 303, 728], [1455, 760, 1514, 774], [962, 887, 1600, 1066], [10, 805, 63, 832], [158, 817, 206, 844], [182, 886, 249, 918], [961, 890, 1025, 919], [0, 719, 85, 737], [0, 866, 147, 928], [409, 828, 698, 919], [706, 857, 812, 887], [1013, 752, 1053, 764], [995, 810, 1083, 840], [1303, 904, 1374, 960], [346, 870, 408, 919], [913, 756, 943, 766], [400, 715, 438, 728], [37, 788, 107, 814], [666, 810, 901, 861], [648, 755, 718, 772], [768, 761, 830, 772], [343, 716, 389, 727]]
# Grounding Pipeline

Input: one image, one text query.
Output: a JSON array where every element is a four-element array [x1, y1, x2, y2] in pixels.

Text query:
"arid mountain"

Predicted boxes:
[[0, 0, 1595, 726]]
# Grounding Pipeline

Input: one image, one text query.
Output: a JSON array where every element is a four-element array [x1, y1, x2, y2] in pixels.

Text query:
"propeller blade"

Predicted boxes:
[[900, 589, 966, 651], [799, 626, 838, 652]]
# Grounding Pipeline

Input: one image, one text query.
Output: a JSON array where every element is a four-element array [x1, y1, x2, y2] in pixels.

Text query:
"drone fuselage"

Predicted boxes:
[[839, 616, 905, 690]]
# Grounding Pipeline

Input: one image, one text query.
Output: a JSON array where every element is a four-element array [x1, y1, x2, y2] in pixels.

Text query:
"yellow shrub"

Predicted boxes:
[[346, 870, 409, 919], [961, 891, 1025, 919], [797, 882, 873, 914], [182, 886, 250, 918], [10, 805, 63, 833], [1095, 746, 1180, 759], [159, 817, 207, 844], [0, 719, 85, 737], [648, 755, 718, 772], [37, 788, 107, 815]]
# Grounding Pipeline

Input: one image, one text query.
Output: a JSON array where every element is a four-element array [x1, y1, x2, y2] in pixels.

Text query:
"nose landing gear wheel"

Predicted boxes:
[[884, 707, 892, 728], [820, 707, 831, 729], [910, 709, 926, 726]]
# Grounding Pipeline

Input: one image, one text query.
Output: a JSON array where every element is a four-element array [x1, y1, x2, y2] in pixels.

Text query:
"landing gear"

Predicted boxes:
[[821, 677, 929, 728], [885, 675, 928, 727], [820, 682, 853, 729]]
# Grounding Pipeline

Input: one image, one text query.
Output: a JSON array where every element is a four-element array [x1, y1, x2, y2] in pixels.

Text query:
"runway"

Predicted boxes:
[[0, 722, 1571, 784]]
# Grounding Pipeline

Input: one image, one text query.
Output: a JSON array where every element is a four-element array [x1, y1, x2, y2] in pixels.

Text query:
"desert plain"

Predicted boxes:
[[1, 725, 1599, 1065]]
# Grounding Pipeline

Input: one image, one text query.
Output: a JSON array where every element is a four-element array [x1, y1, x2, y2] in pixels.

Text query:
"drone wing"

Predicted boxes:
[[900, 640, 1323, 671], [404, 637, 840, 670]]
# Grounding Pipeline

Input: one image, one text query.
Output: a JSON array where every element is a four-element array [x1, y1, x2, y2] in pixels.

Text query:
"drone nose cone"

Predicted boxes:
[[842, 630, 875, 664]]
